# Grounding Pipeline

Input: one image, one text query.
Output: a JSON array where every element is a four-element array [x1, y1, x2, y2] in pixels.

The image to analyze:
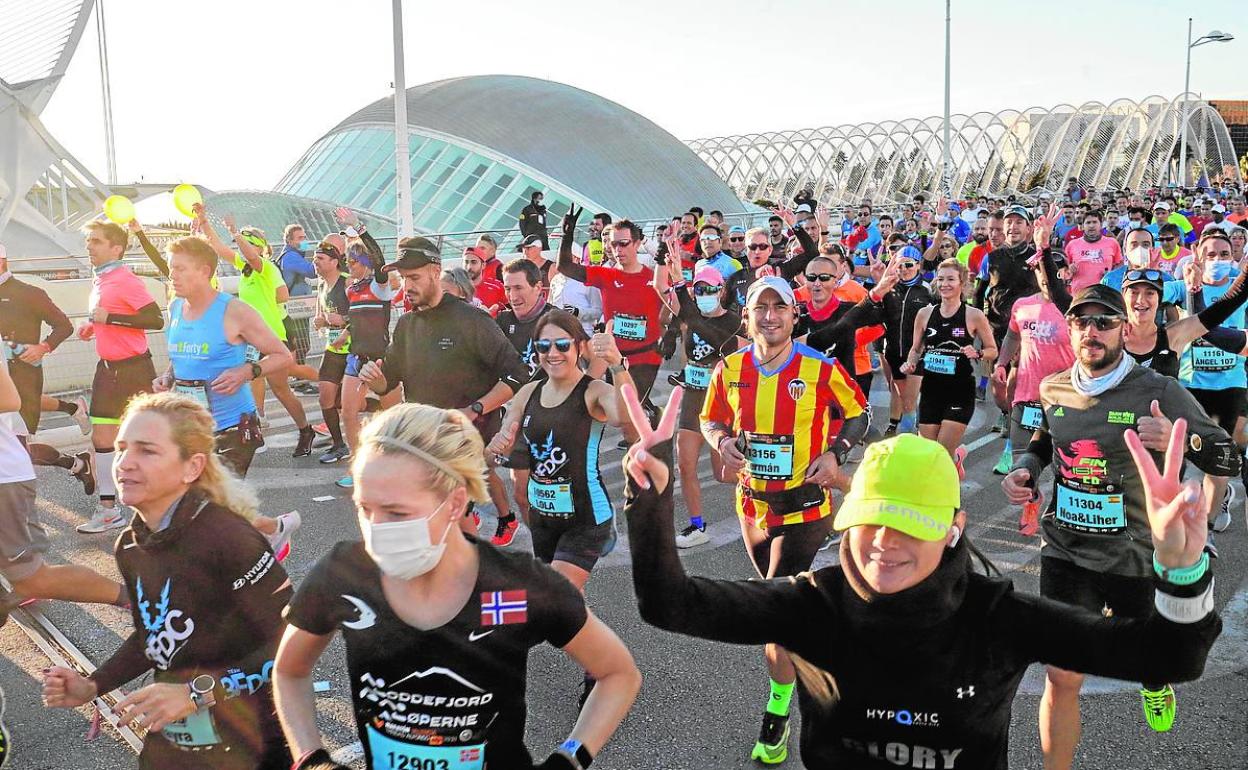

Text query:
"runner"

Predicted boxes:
[[78, 220, 163, 534], [272, 403, 639, 770], [622, 385, 1219, 770], [462, 246, 506, 316], [653, 264, 745, 547], [0, 352, 126, 629], [520, 234, 558, 287], [198, 209, 316, 457], [1064, 210, 1121, 292], [309, 243, 351, 464], [900, 258, 996, 471], [1001, 284, 1238, 766], [358, 237, 529, 543], [721, 220, 818, 312], [43, 393, 293, 770], [693, 224, 742, 281], [878, 246, 932, 435], [700, 276, 868, 764], [796, 245, 885, 400], [155, 235, 301, 559]]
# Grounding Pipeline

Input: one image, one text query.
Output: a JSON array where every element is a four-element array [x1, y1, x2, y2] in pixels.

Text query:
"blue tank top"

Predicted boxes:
[[1180, 279, 1247, 390], [167, 293, 255, 430]]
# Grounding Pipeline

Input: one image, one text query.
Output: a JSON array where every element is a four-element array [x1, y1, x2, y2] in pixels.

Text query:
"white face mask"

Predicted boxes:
[[1127, 246, 1152, 268], [695, 295, 721, 314], [361, 498, 455, 580]]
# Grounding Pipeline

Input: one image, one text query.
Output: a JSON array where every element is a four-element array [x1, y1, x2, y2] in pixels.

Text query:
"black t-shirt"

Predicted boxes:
[[495, 303, 553, 381], [284, 539, 588, 769]]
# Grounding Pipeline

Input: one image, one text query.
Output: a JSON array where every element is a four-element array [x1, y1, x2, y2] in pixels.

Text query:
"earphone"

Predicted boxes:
[[948, 525, 962, 548]]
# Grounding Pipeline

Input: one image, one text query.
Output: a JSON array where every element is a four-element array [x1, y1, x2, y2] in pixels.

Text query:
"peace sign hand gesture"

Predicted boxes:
[[1123, 417, 1208, 570], [620, 383, 683, 492], [561, 204, 583, 240], [1033, 202, 1060, 250]]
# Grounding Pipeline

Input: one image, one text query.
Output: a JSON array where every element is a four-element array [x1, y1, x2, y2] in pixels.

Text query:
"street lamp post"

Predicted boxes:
[[392, 0, 414, 237], [1179, 19, 1234, 187], [942, 0, 951, 198]]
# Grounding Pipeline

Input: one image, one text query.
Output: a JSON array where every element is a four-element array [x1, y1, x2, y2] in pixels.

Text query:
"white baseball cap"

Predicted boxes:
[[745, 276, 796, 308]]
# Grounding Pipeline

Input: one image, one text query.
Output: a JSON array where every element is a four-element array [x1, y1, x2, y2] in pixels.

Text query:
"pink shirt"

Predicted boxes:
[[1064, 236, 1121, 293], [89, 264, 155, 361], [1008, 294, 1075, 405]]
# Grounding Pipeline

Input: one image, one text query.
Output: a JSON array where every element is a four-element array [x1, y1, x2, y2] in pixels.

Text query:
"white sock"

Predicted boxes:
[[95, 449, 117, 501]]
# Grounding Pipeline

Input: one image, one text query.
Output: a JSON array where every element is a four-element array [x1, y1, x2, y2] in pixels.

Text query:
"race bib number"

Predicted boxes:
[[682, 268, 694, 282], [244, 345, 261, 364], [612, 314, 647, 342], [529, 478, 574, 515], [746, 433, 795, 480], [1055, 485, 1126, 533], [368, 725, 484, 770], [684, 363, 712, 389], [173, 382, 210, 410], [923, 351, 957, 375], [326, 327, 347, 347], [1019, 402, 1044, 430], [1192, 344, 1237, 372], [162, 708, 222, 749]]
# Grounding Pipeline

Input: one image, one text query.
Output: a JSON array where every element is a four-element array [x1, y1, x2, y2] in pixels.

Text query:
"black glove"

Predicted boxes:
[[561, 205, 583, 242], [656, 326, 680, 360], [293, 748, 350, 770]]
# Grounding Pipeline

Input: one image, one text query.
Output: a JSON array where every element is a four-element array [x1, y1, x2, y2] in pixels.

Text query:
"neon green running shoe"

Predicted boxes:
[[1140, 684, 1176, 732], [993, 445, 1013, 475], [751, 712, 790, 764]]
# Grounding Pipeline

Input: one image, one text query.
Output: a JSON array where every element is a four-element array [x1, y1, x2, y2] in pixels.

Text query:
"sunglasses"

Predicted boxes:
[[729, 236, 745, 242], [699, 234, 720, 242], [1159, 236, 1177, 242], [888, 244, 905, 252], [610, 239, 633, 248], [895, 261, 917, 269], [1067, 314, 1124, 331], [748, 243, 771, 251], [1125, 269, 1163, 282], [692, 284, 721, 296], [804, 273, 835, 282], [534, 338, 575, 354]]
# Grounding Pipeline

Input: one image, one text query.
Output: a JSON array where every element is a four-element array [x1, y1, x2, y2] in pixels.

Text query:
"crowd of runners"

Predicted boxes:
[[0, 180, 1243, 769]]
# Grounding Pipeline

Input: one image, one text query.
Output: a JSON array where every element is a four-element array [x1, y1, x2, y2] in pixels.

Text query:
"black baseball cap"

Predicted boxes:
[[1066, 284, 1127, 318], [383, 237, 442, 271]]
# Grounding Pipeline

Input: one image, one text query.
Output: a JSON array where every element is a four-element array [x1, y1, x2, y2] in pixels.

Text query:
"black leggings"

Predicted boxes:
[[740, 516, 833, 579]]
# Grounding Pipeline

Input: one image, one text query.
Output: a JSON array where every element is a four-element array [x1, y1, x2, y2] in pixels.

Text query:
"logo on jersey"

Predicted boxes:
[[690, 332, 715, 361], [1055, 439, 1112, 488], [530, 431, 568, 478], [787, 378, 807, 401], [137, 577, 194, 669], [520, 340, 539, 376], [480, 590, 527, 626], [341, 594, 378, 630]]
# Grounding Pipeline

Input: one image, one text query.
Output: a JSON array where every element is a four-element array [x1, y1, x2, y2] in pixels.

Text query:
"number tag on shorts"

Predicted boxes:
[[367, 724, 484, 770], [746, 433, 795, 480], [244, 345, 261, 364], [923, 351, 957, 375], [1055, 485, 1126, 533], [684, 363, 712, 389], [162, 707, 222, 749], [528, 479, 574, 515], [612, 314, 647, 342], [1192, 344, 1237, 372], [1020, 402, 1044, 430], [174, 382, 211, 410]]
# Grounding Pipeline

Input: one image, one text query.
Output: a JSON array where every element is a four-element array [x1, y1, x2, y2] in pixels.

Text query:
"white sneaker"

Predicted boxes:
[[253, 441, 267, 455], [1212, 487, 1233, 532], [266, 511, 301, 562], [72, 395, 91, 435], [675, 524, 709, 548], [77, 505, 127, 534]]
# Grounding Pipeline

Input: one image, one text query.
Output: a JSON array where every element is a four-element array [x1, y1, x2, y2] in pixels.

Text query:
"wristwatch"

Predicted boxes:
[[469, 401, 485, 416], [608, 360, 628, 376], [555, 739, 593, 769], [249, 362, 263, 380], [188, 674, 216, 710]]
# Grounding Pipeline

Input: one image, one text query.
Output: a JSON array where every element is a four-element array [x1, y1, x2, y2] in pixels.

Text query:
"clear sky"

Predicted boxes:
[[41, 0, 1248, 196]]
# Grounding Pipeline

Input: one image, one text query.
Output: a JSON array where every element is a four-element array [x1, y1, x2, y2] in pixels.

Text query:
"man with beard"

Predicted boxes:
[[462, 246, 506, 316], [1064, 210, 1121, 293], [1002, 283, 1237, 767], [957, 216, 993, 276], [582, 212, 612, 267], [767, 215, 789, 260]]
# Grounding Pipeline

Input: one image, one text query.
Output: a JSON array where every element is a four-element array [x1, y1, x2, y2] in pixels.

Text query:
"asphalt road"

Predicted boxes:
[[3, 376, 1246, 770]]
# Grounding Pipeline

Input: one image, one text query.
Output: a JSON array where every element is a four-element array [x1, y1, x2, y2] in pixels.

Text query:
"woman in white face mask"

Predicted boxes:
[[273, 404, 640, 770]]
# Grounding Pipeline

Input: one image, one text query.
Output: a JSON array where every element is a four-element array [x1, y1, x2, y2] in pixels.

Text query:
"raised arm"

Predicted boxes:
[[558, 205, 589, 283], [129, 220, 169, 278], [1166, 268, 1248, 351]]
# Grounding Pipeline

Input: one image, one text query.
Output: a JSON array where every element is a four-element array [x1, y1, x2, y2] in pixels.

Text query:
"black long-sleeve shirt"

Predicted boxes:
[[723, 226, 819, 311], [798, 296, 888, 378], [0, 274, 73, 350], [90, 492, 292, 770], [623, 463, 1221, 770]]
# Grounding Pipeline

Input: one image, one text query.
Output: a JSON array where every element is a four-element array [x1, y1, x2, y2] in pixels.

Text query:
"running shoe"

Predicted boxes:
[[293, 382, 319, 396], [883, 424, 898, 438], [77, 505, 127, 534], [992, 413, 1008, 434], [311, 422, 330, 437], [1139, 684, 1176, 732], [318, 444, 351, 464], [869, 350, 881, 372], [292, 426, 316, 458], [1019, 499, 1040, 537], [71, 395, 91, 435], [992, 445, 1013, 475], [953, 446, 967, 482], [675, 524, 709, 548], [1212, 486, 1233, 533], [818, 530, 843, 551], [491, 515, 519, 547], [1204, 529, 1219, 559], [71, 451, 95, 496], [974, 382, 987, 402], [258, 414, 271, 429], [750, 712, 790, 765], [334, 475, 353, 490], [0, 679, 11, 767], [254, 435, 267, 455], [267, 511, 301, 562]]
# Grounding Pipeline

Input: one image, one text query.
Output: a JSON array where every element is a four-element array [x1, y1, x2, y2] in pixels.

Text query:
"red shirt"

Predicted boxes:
[[966, 243, 991, 275], [584, 265, 663, 366], [474, 277, 506, 316]]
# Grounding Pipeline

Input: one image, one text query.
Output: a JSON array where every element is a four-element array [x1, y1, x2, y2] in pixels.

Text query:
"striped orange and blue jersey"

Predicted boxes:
[[702, 342, 867, 527]]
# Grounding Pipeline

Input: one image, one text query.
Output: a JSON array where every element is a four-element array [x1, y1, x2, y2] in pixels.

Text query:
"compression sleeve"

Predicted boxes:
[[1011, 430, 1053, 483], [1000, 574, 1220, 683], [89, 629, 150, 694], [359, 231, 387, 284], [625, 444, 817, 649], [1202, 325, 1247, 354], [1195, 269, 1248, 330], [804, 296, 887, 353], [1160, 377, 1241, 477], [1040, 249, 1072, 314], [135, 229, 169, 278], [106, 302, 164, 330], [780, 226, 819, 280], [558, 233, 589, 283]]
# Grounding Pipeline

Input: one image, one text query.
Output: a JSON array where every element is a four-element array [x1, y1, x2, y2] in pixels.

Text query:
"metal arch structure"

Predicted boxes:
[[688, 94, 1243, 206]]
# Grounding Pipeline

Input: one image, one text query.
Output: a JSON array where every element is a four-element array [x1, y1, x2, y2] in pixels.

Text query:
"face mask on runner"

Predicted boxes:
[[1127, 246, 1152, 268], [299, 239, 314, 252], [1205, 261, 1234, 283], [361, 498, 455, 580], [695, 295, 721, 315]]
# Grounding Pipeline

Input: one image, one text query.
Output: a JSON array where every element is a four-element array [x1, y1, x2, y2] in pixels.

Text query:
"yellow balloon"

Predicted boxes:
[[103, 195, 135, 224], [172, 184, 203, 217]]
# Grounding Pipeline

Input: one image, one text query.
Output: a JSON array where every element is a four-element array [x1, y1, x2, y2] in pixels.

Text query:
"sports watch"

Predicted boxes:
[[555, 738, 593, 769], [249, 362, 263, 380], [469, 401, 485, 416], [188, 674, 216, 709]]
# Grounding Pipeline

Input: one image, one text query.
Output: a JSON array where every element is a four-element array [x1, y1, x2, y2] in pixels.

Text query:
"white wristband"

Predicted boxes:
[[1153, 580, 1215, 624]]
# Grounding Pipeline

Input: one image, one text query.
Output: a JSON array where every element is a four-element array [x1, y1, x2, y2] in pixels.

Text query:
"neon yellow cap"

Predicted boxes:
[[833, 434, 960, 541]]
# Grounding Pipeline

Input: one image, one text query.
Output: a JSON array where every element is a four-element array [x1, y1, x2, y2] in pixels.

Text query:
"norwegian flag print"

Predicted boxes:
[[480, 590, 528, 626]]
